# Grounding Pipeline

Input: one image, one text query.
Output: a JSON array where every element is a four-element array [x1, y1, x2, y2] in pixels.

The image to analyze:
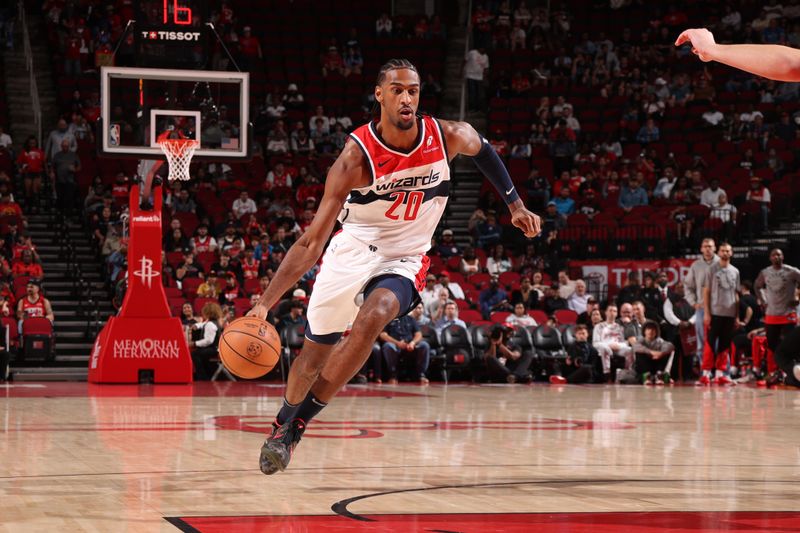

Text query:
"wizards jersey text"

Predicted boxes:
[[341, 115, 451, 258]]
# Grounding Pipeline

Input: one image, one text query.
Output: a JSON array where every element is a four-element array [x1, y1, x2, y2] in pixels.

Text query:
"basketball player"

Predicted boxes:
[[248, 59, 541, 475], [754, 249, 800, 383], [677, 30, 800, 382], [700, 243, 739, 386]]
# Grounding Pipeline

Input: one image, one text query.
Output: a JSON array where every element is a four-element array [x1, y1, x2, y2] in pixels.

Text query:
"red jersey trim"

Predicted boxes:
[[367, 118, 426, 157]]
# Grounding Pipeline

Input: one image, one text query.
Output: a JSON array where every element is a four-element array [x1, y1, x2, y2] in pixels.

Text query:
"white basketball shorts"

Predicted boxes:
[[306, 231, 430, 338]]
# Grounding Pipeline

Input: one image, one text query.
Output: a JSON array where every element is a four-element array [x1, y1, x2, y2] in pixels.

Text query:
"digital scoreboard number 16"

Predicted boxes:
[[163, 0, 192, 25]]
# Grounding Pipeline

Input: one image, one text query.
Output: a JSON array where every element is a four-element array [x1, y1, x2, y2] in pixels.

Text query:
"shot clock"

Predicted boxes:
[[134, 0, 210, 68]]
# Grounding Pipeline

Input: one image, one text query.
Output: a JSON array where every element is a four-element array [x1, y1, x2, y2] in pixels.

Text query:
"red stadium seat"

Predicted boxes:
[[490, 311, 510, 323], [553, 309, 578, 325], [459, 309, 483, 324], [21, 317, 54, 360], [529, 310, 548, 325]]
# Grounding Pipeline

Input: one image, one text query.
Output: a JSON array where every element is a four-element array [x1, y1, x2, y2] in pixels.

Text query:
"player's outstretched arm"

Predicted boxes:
[[248, 142, 368, 320], [439, 119, 542, 238], [676, 28, 800, 82]]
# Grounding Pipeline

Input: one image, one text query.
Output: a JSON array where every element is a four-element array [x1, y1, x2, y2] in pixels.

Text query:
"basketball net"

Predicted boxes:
[[158, 139, 199, 181]]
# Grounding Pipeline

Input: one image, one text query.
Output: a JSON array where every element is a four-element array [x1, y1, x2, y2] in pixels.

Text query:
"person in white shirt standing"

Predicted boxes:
[[464, 47, 489, 111], [683, 238, 718, 367], [699, 242, 739, 385]]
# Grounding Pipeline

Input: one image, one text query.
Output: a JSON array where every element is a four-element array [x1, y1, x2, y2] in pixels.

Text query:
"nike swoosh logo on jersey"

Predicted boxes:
[[378, 160, 390, 168], [505, 188, 514, 195]]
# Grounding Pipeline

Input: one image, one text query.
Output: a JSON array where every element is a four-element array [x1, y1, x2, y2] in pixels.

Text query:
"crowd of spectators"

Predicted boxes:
[[469, 1, 798, 262]]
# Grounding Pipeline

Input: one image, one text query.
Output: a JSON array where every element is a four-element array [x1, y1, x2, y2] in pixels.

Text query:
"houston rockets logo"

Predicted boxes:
[[133, 256, 160, 288]]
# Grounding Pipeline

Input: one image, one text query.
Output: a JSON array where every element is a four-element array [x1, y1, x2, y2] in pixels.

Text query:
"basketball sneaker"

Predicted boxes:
[[714, 375, 735, 386], [259, 418, 306, 475], [793, 363, 800, 382], [695, 375, 711, 386], [549, 375, 567, 385]]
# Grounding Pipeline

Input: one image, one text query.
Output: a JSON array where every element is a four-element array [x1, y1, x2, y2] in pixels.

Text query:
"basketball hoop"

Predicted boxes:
[[158, 139, 199, 181]]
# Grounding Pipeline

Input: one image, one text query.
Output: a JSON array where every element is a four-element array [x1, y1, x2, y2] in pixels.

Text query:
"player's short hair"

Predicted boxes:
[[376, 58, 419, 85]]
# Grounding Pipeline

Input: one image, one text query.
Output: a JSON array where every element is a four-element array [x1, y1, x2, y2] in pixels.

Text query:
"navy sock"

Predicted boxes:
[[293, 392, 328, 424], [276, 397, 299, 425]]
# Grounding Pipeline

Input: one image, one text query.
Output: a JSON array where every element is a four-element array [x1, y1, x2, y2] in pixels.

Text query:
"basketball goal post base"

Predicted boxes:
[[88, 184, 192, 384]]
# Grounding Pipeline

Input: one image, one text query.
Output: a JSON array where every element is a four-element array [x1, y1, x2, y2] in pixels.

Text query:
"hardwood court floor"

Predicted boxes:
[[1, 381, 799, 532]]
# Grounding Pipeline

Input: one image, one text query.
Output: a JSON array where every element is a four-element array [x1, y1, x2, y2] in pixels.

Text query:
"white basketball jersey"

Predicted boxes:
[[341, 115, 451, 258]]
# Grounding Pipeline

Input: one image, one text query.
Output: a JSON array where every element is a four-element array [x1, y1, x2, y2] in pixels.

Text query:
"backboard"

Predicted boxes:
[[99, 66, 250, 160]]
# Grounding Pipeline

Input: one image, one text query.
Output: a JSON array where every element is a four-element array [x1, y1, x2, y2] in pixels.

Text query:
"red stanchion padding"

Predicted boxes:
[[88, 184, 192, 383]]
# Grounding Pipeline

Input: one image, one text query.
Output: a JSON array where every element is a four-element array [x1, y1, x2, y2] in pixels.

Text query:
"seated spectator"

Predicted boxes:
[[409, 302, 431, 327], [105, 238, 127, 281], [426, 287, 450, 322], [485, 244, 511, 275], [436, 229, 461, 258], [343, 46, 363, 76], [479, 275, 511, 319], [553, 187, 576, 216], [511, 276, 539, 310], [437, 271, 465, 300], [17, 279, 54, 326], [549, 324, 601, 384], [180, 302, 197, 327], [196, 271, 220, 299], [191, 224, 217, 254], [633, 321, 675, 385], [592, 304, 632, 381], [636, 118, 660, 144], [619, 177, 649, 211], [746, 176, 771, 230], [420, 274, 439, 309], [577, 295, 599, 326], [541, 201, 567, 237], [624, 301, 648, 346], [700, 178, 726, 207], [172, 189, 197, 214], [219, 224, 246, 257], [188, 302, 224, 380], [640, 272, 662, 320], [376, 13, 393, 37], [282, 83, 305, 111], [165, 227, 191, 253], [542, 282, 569, 315], [459, 247, 481, 278], [558, 270, 577, 299], [175, 252, 204, 285], [567, 279, 589, 314], [277, 299, 305, 333], [525, 167, 550, 211], [478, 324, 533, 383], [217, 270, 244, 305], [475, 210, 503, 249], [380, 313, 430, 384], [653, 166, 677, 200], [433, 300, 467, 333], [11, 249, 42, 279], [616, 272, 642, 307], [505, 302, 538, 328], [232, 191, 257, 219]]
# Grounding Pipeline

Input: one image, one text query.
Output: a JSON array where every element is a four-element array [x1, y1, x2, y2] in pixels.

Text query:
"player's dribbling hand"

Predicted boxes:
[[675, 28, 717, 62], [510, 206, 542, 238], [247, 304, 269, 321]]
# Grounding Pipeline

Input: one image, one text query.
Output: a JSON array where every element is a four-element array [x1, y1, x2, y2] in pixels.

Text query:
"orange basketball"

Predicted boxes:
[[218, 317, 282, 379]]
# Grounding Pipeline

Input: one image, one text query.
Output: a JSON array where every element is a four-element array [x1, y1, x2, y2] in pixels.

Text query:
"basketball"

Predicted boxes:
[[218, 317, 282, 379]]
